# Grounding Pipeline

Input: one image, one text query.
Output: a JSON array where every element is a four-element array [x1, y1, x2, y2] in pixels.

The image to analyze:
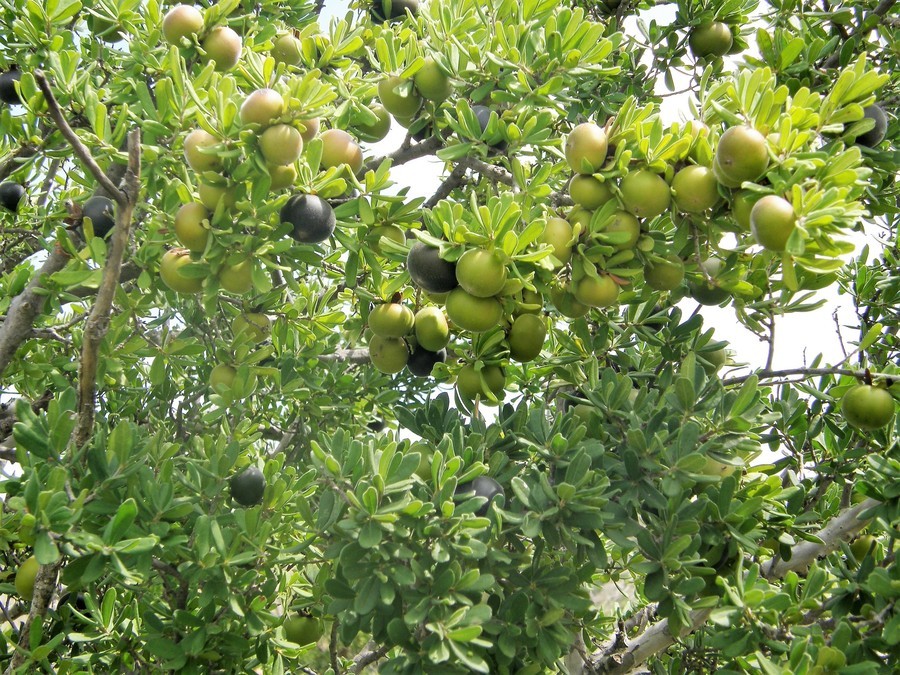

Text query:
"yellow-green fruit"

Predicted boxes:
[[414, 306, 450, 351], [573, 274, 619, 308], [731, 190, 761, 230], [671, 165, 719, 213], [413, 56, 453, 102], [357, 104, 391, 143], [569, 175, 614, 210], [272, 34, 302, 66], [714, 126, 769, 185], [299, 117, 320, 143], [319, 128, 363, 174], [369, 303, 415, 338], [368, 335, 409, 373], [700, 347, 727, 375], [508, 314, 546, 362], [378, 75, 422, 118], [540, 217, 574, 267], [162, 5, 204, 44], [750, 195, 796, 251], [620, 170, 671, 219], [259, 124, 303, 166], [284, 616, 323, 645], [689, 22, 733, 59], [160, 248, 203, 294], [370, 224, 405, 255], [201, 26, 242, 72], [456, 364, 505, 405], [550, 286, 590, 318], [644, 255, 684, 291], [604, 211, 641, 250], [700, 456, 737, 479], [233, 313, 271, 342], [174, 202, 210, 253], [445, 289, 503, 332], [456, 248, 507, 298], [850, 535, 877, 560], [210, 364, 236, 393], [184, 129, 221, 172], [219, 258, 255, 294], [15, 556, 39, 601], [565, 122, 608, 174], [240, 88, 284, 127], [197, 182, 237, 211], [841, 385, 895, 431], [269, 164, 297, 191]]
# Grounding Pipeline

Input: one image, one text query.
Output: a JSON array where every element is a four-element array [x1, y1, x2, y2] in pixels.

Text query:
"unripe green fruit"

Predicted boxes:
[[414, 56, 452, 102], [644, 255, 684, 291], [604, 211, 641, 250], [233, 313, 271, 342], [714, 126, 769, 186], [15, 556, 38, 601], [456, 248, 507, 298], [174, 202, 210, 253], [750, 195, 796, 252], [210, 363, 236, 393], [378, 76, 422, 118], [284, 616, 323, 645], [356, 104, 391, 143], [540, 217, 574, 267], [219, 258, 255, 294], [689, 22, 733, 59], [272, 34, 302, 66], [445, 288, 503, 332], [573, 274, 619, 308], [160, 248, 203, 294], [569, 175, 614, 210], [259, 124, 303, 166], [508, 313, 546, 362], [671, 165, 719, 213], [550, 286, 590, 318], [731, 190, 761, 230], [163, 5, 204, 45], [414, 306, 450, 351], [368, 335, 409, 374], [841, 385, 895, 430], [269, 164, 297, 191], [369, 303, 415, 338], [184, 129, 221, 172], [620, 170, 671, 219], [201, 26, 242, 72], [565, 122, 608, 174], [240, 89, 284, 126], [198, 182, 236, 210], [456, 364, 505, 405], [319, 129, 363, 174]]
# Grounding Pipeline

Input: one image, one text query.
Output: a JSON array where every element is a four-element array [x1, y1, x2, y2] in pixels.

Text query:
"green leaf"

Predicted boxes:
[[103, 498, 137, 545]]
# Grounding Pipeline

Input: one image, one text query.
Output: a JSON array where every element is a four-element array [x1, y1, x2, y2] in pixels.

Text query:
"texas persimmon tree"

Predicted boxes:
[[0, 0, 898, 672]]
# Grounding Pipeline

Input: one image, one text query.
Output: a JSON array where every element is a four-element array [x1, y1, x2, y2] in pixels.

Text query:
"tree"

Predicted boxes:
[[0, 0, 898, 672]]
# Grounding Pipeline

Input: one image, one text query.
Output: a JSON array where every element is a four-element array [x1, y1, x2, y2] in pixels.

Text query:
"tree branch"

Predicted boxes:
[[362, 136, 442, 174], [4, 559, 62, 674], [353, 642, 391, 673], [0, 144, 38, 183], [424, 162, 468, 209], [318, 348, 370, 365], [822, 0, 898, 67], [721, 366, 896, 388]]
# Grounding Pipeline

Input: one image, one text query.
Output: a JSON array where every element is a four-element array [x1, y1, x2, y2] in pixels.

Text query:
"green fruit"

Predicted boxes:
[[378, 76, 422, 118], [320, 129, 363, 174], [841, 385, 895, 430], [15, 556, 39, 601], [240, 89, 284, 127], [565, 122, 608, 174], [233, 313, 271, 342], [540, 217, 574, 267], [671, 165, 719, 213], [750, 195, 796, 251], [259, 124, 303, 166], [284, 615, 323, 645], [197, 181, 236, 211], [700, 347, 727, 375], [219, 258, 255, 294], [700, 456, 737, 479], [230, 466, 266, 506], [272, 34, 302, 66], [445, 288, 503, 332], [299, 117, 320, 143], [369, 303, 415, 338], [201, 26, 242, 71], [688, 258, 729, 306], [604, 210, 641, 250], [210, 363, 236, 393], [731, 190, 761, 230], [850, 534, 877, 560], [456, 248, 507, 298], [620, 170, 671, 219], [174, 202, 210, 253], [414, 56, 452, 102], [414, 306, 450, 351], [689, 22, 733, 59], [184, 129, 221, 172], [163, 5, 204, 44], [644, 255, 684, 291], [160, 248, 203, 294], [508, 314, 546, 362], [456, 364, 505, 405], [357, 104, 391, 143], [573, 274, 619, 308], [370, 0, 419, 21], [550, 286, 590, 318], [368, 335, 409, 373], [567, 207, 593, 232], [269, 164, 297, 191], [569, 175, 614, 210], [714, 126, 769, 186]]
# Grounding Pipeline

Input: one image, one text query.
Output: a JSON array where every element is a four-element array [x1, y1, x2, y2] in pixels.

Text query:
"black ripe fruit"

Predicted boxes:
[[230, 466, 266, 506], [281, 194, 336, 244], [407, 345, 446, 377], [0, 182, 26, 212], [472, 105, 506, 149], [455, 476, 504, 516], [82, 196, 116, 238], [0, 69, 22, 105], [855, 105, 888, 148], [370, 0, 418, 22], [407, 242, 458, 293]]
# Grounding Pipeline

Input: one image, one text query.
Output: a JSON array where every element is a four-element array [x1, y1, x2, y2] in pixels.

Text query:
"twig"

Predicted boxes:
[[362, 136, 442, 174], [822, 0, 898, 67], [424, 162, 468, 209], [465, 157, 514, 186], [721, 366, 896, 388], [330, 620, 341, 674], [352, 642, 391, 673], [764, 311, 776, 371], [0, 144, 38, 183]]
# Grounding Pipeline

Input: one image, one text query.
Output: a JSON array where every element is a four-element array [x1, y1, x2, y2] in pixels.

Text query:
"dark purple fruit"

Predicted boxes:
[[369, 0, 418, 22], [855, 104, 887, 148], [407, 242, 458, 293], [0, 69, 22, 105], [0, 182, 26, 212], [82, 196, 116, 238], [406, 345, 446, 377], [472, 105, 506, 150], [230, 466, 266, 506], [281, 194, 336, 244], [455, 476, 504, 516]]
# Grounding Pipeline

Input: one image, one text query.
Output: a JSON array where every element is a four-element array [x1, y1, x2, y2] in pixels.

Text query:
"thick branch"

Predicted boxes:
[[319, 348, 370, 365], [362, 136, 442, 174], [73, 129, 141, 448], [424, 162, 468, 209], [34, 70, 126, 206], [465, 157, 514, 186], [722, 366, 895, 388], [4, 559, 62, 674]]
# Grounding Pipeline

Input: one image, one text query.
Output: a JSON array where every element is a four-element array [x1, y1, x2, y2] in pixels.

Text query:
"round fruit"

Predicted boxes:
[[370, 224, 405, 254], [377, 76, 422, 118], [284, 615, 323, 645], [240, 89, 284, 127], [455, 476, 504, 516], [672, 165, 719, 213], [750, 195, 796, 251], [219, 258, 255, 294], [184, 129, 221, 172], [230, 466, 266, 506], [233, 313, 271, 342], [620, 170, 671, 219], [688, 258, 729, 306], [15, 555, 38, 601], [841, 384, 895, 431], [573, 274, 619, 308], [281, 194, 336, 244], [855, 105, 888, 148], [173, 202, 210, 253], [201, 26, 242, 71], [714, 126, 769, 186], [540, 217, 574, 267], [162, 5, 204, 45], [368, 335, 409, 374], [160, 248, 203, 293], [0, 69, 22, 105], [508, 314, 546, 362], [471, 106, 504, 148], [604, 210, 641, 250], [407, 243, 458, 293], [81, 196, 116, 238], [700, 347, 727, 375], [369, 303, 415, 338], [356, 104, 391, 143], [565, 122, 608, 174], [272, 34, 302, 66], [259, 124, 303, 166], [414, 306, 450, 351], [370, 0, 419, 21], [569, 175, 614, 210], [731, 190, 761, 230], [320, 129, 363, 174], [550, 286, 590, 318], [299, 117, 320, 143], [456, 248, 507, 298], [414, 56, 452, 102], [644, 255, 685, 291], [407, 344, 446, 376], [210, 363, 236, 393], [850, 534, 877, 560], [0, 181, 25, 212], [689, 22, 733, 59], [456, 364, 505, 405], [197, 181, 236, 211], [445, 288, 503, 332], [700, 456, 737, 479], [269, 164, 297, 191]]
